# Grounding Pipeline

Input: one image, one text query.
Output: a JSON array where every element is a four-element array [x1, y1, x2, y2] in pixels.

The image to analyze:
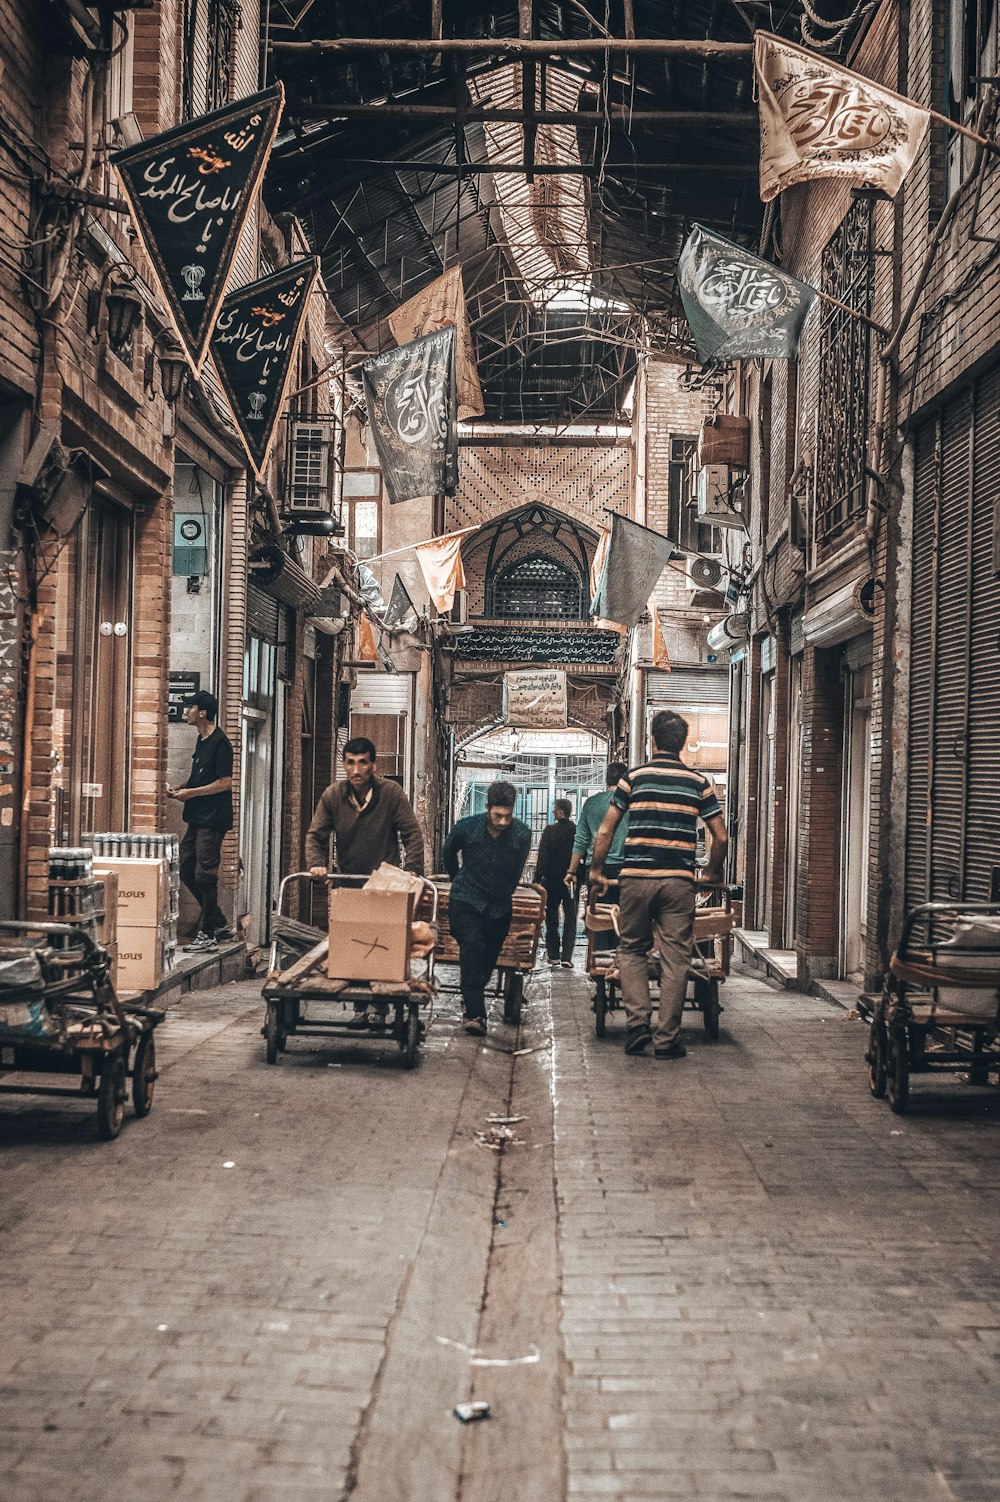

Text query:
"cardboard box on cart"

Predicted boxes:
[[327, 888, 415, 983]]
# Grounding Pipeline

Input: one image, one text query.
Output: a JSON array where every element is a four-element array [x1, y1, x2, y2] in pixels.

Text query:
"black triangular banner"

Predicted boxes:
[[112, 85, 284, 374], [384, 573, 418, 627], [209, 258, 319, 477]]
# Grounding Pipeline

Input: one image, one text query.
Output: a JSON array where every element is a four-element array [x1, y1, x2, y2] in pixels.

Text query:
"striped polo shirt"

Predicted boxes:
[[610, 754, 722, 880]]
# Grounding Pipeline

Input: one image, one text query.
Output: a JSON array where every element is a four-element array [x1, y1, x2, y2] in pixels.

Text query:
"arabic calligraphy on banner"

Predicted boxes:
[[209, 257, 319, 477], [362, 327, 458, 505], [755, 32, 929, 202], [112, 85, 284, 373], [503, 669, 568, 730], [677, 224, 817, 364]]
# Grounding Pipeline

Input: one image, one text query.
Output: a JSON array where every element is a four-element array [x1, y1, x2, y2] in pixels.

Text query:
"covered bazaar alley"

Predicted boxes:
[[4, 1, 1000, 1500]]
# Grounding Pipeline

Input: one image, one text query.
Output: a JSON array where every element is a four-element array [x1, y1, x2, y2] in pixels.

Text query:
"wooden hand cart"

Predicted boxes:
[[262, 873, 438, 1069], [430, 880, 546, 1024], [0, 921, 163, 1140], [861, 901, 1000, 1114], [585, 883, 742, 1040]]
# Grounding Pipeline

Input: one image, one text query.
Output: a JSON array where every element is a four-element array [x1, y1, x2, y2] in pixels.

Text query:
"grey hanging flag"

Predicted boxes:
[[362, 327, 459, 504], [678, 223, 817, 364], [590, 514, 675, 629], [384, 573, 418, 628]]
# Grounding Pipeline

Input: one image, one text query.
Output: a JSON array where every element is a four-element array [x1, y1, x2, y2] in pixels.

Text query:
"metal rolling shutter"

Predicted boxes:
[[645, 668, 729, 707], [929, 389, 973, 900], [247, 583, 280, 643], [905, 417, 937, 908], [965, 367, 1000, 899]]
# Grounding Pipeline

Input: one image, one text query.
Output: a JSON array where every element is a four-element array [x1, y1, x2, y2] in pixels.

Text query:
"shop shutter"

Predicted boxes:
[[965, 366, 1000, 899], [645, 668, 729, 706], [929, 389, 973, 900], [247, 582, 279, 643], [904, 417, 937, 908]]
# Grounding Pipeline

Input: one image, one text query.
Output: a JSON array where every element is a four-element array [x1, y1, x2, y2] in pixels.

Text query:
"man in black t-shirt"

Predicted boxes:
[[168, 690, 234, 951]]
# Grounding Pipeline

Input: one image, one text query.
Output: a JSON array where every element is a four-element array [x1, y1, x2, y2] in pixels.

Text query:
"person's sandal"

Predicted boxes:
[[624, 1027, 652, 1055]]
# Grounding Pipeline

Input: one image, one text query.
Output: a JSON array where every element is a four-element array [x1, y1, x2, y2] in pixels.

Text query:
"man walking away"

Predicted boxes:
[[535, 798, 578, 967], [566, 761, 629, 906], [589, 711, 728, 1059], [306, 736, 425, 1028], [443, 781, 531, 1036], [168, 691, 234, 952]]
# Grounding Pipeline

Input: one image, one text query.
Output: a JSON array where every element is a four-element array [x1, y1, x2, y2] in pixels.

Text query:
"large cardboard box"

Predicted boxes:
[[327, 888, 414, 982], [93, 869, 119, 946], [93, 858, 168, 929], [117, 924, 165, 992]]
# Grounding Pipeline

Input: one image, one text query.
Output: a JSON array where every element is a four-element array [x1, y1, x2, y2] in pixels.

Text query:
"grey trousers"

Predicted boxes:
[[617, 877, 695, 1047]]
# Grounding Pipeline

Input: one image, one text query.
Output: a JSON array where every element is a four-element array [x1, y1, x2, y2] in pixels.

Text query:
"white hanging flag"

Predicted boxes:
[[755, 31, 929, 203]]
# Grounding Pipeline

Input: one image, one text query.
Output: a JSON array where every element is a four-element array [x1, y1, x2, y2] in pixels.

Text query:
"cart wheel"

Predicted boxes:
[[132, 1031, 157, 1118], [503, 971, 523, 1025], [887, 1026, 910, 1114], [402, 1009, 420, 1069], [594, 975, 608, 1038], [97, 1051, 127, 1140], [700, 978, 721, 1040], [866, 1010, 887, 1098], [265, 1004, 281, 1065]]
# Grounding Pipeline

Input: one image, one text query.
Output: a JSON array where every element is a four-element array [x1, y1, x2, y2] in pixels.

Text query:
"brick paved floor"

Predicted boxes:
[[1, 963, 999, 1502]]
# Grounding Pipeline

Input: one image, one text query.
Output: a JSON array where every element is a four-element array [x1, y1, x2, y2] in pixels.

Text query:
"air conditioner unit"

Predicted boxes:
[[696, 465, 747, 530], [686, 555, 726, 593], [286, 421, 335, 513]]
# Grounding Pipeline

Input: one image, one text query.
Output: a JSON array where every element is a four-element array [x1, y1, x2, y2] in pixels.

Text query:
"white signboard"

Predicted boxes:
[[503, 669, 568, 729]]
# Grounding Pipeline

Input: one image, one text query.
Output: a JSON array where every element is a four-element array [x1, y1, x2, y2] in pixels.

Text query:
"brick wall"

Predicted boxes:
[[446, 442, 632, 535]]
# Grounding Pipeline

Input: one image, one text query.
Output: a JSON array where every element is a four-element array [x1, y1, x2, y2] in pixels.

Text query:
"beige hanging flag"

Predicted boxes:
[[650, 602, 671, 671], [755, 31, 929, 203], [388, 266, 485, 421], [356, 612, 378, 661], [414, 528, 472, 615]]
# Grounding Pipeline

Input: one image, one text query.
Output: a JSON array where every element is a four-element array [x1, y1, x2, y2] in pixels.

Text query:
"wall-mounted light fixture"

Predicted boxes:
[[144, 331, 188, 404], [87, 261, 142, 352]]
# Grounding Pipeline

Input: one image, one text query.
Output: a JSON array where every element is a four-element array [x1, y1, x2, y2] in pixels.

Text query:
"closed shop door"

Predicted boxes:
[[75, 502, 133, 838], [907, 368, 1000, 904]]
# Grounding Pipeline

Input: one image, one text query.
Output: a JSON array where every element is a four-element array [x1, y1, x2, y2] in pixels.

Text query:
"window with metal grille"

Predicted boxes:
[[669, 437, 719, 555], [814, 198, 875, 549], [491, 555, 584, 620]]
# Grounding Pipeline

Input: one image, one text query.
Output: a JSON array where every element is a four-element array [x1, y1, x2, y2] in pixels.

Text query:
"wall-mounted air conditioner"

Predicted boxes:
[[286, 421, 335, 513], [685, 554, 726, 594], [449, 589, 468, 626], [696, 464, 747, 530]]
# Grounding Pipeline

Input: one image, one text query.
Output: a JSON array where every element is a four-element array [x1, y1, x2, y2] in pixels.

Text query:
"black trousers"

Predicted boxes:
[[179, 825, 228, 935], [545, 882, 578, 962], [449, 900, 512, 1021]]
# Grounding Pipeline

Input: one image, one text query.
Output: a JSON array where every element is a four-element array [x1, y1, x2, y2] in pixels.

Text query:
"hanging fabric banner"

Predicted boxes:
[[590, 514, 675, 630], [362, 327, 459, 505], [209, 257, 318, 478], [112, 85, 284, 375], [356, 612, 378, 661], [650, 602, 672, 671], [384, 573, 419, 629], [388, 266, 485, 421], [677, 224, 818, 364], [414, 529, 469, 615], [755, 32, 929, 203]]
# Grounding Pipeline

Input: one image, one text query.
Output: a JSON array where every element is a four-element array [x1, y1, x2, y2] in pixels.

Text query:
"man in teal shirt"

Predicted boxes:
[[566, 762, 629, 897]]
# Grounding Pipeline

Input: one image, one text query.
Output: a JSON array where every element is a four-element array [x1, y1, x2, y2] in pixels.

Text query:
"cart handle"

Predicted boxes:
[[897, 900, 1000, 962], [0, 919, 101, 956], [273, 870, 438, 924]]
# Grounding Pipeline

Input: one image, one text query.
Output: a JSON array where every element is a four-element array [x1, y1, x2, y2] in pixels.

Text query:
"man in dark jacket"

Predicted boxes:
[[443, 781, 531, 1036], [306, 736, 425, 1028], [306, 737, 425, 877], [535, 798, 578, 967], [168, 691, 234, 952]]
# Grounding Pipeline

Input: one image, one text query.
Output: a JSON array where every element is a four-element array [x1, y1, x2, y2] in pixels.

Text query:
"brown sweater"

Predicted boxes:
[[305, 777, 425, 876]]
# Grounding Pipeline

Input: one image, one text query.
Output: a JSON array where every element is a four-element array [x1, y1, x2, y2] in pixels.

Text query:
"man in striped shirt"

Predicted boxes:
[[589, 710, 728, 1058]]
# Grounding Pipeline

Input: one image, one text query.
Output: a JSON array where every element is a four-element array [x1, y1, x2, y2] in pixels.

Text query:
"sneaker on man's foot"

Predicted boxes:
[[214, 926, 237, 943], [560, 959, 573, 969], [463, 1017, 487, 1036], [624, 1026, 652, 1055], [184, 932, 218, 953], [653, 1040, 687, 1059], [366, 1003, 388, 1030]]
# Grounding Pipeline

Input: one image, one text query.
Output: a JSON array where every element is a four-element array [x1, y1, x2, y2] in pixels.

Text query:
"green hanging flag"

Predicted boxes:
[[678, 224, 818, 364]]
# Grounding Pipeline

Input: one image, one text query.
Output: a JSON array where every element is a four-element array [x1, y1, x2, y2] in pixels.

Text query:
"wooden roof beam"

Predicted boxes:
[[268, 37, 754, 58], [285, 103, 758, 126]]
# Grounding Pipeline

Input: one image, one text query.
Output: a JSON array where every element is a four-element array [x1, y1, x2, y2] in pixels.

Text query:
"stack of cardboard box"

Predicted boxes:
[[93, 857, 172, 993]]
